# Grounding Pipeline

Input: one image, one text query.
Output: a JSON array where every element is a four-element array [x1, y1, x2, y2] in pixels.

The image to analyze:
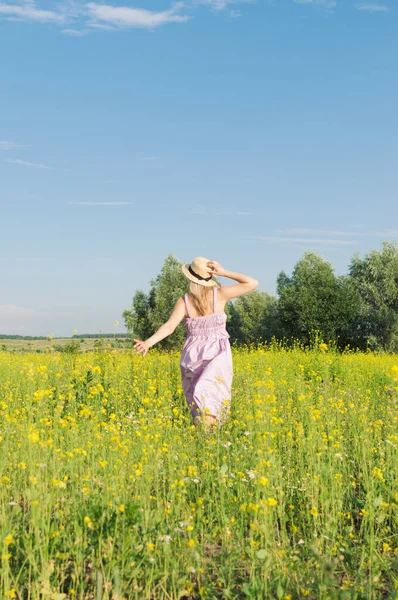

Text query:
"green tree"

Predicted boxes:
[[122, 290, 152, 340], [260, 295, 285, 342], [334, 276, 366, 350], [227, 291, 282, 345], [349, 242, 398, 351], [225, 302, 244, 346], [277, 252, 346, 345], [147, 254, 188, 349], [123, 254, 188, 350]]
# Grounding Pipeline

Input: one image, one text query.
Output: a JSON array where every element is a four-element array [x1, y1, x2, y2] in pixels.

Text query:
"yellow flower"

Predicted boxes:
[[310, 507, 319, 517], [372, 466, 385, 482], [265, 498, 278, 506], [114, 321, 119, 327], [118, 504, 125, 513], [4, 534, 13, 546], [27, 430, 39, 444]]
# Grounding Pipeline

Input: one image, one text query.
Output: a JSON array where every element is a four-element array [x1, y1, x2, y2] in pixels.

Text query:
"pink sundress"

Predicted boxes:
[[180, 287, 233, 423]]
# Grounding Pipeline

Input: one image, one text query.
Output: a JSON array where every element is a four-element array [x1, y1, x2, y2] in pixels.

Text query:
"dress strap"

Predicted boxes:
[[213, 286, 217, 314], [184, 293, 192, 318]]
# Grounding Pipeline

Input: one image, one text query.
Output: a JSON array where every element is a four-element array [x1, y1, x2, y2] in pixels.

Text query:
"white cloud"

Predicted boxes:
[[0, 0, 190, 30], [237, 211, 255, 215], [62, 27, 87, 35], [0, 0, 256, 32], [86, 22, 115, 30], [58, 0, 84, 19], [0, 2, 66, 22], [0, 140, 18, 150], [141, 156, 159, 161], [68, 201, 133, 205], [355, 2, 390, 11], [85, 2, 189, 29], [199, 0, 252, 11], [245, 236, 359, 246], [204, 0, 230, 9], [7, 158, 51, 169], [277, 228, 398, 237]]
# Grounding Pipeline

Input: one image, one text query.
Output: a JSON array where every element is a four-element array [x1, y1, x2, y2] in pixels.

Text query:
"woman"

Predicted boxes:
[[134, 258, 258, 430]]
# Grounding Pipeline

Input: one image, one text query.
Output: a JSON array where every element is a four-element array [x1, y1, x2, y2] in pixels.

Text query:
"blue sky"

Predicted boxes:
[[1, 0, 397, 336]]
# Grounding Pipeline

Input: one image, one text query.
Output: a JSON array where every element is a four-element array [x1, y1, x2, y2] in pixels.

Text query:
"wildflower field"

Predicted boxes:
[[0, 348, 397, 600]]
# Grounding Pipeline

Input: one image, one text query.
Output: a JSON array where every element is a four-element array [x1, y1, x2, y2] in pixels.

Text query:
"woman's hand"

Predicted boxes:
[[133, 339, 150, 356], [207, 260, 227, 277]]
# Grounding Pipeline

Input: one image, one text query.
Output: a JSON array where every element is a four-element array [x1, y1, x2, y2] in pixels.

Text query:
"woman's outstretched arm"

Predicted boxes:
[[133, 297, 186, 356]]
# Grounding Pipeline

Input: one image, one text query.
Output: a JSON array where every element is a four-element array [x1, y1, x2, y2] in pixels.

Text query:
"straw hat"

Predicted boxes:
[[182, 256, 220, 288]]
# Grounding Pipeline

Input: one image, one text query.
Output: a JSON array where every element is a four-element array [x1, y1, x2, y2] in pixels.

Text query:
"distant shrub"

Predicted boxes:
[[53, 340, 80, 354]]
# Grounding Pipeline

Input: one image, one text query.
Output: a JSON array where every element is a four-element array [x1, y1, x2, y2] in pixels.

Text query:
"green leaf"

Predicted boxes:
[[220, 463, 228, 475], [256, 549, 267, 559]]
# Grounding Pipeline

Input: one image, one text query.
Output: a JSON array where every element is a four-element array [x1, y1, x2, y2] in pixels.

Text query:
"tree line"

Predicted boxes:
[[72, 333, 131, 339], [0, 335, 48, 340], [123, 242, 398, 352]]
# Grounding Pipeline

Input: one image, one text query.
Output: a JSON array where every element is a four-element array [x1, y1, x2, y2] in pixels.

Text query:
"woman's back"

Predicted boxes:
[[183, 288, 229, 339], [183, 286, 226, 319]]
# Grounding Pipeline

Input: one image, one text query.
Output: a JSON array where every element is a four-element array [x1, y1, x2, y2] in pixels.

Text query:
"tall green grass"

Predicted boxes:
[[0, 347, 397, 599]]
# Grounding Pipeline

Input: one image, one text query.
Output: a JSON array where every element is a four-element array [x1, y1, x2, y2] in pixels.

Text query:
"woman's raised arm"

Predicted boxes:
[[208, 260, 259, 301]]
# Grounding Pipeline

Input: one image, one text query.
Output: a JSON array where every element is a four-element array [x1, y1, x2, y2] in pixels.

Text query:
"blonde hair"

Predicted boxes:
[[188, 282, 214, 316]]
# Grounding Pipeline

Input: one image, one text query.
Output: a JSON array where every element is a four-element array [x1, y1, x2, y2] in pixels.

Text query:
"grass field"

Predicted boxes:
[[0, 338, 128, 352], [0, 347, 397, 599]]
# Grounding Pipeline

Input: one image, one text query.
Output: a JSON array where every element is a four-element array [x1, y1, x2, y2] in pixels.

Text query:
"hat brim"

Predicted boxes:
[[182, 264, 220, 288]]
